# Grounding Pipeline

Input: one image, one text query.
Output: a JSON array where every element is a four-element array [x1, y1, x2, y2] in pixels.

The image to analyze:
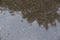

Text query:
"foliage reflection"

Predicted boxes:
[[0, 0, 60, 29]]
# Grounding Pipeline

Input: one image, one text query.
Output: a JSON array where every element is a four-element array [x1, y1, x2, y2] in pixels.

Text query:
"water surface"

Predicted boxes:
[[0, 0, 60, 40]]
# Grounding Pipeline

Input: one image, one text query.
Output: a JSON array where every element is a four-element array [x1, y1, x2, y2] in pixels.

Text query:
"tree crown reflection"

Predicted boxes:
[[0, 0, 60, 30]]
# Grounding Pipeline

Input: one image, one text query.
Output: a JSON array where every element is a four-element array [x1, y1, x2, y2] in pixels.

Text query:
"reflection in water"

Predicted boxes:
[[0, 0, 60, 29], [23, 10, 60, 30]]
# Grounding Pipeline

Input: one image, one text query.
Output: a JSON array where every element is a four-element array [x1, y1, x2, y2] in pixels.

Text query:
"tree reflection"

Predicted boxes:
[[0, 0, 60, 29]]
